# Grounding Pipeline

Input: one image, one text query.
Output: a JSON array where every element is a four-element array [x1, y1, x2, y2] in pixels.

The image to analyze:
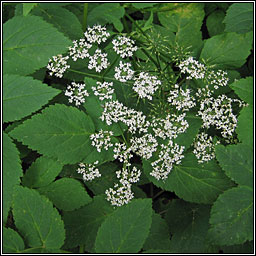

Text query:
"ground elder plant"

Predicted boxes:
[[3, 2, 254, 254]]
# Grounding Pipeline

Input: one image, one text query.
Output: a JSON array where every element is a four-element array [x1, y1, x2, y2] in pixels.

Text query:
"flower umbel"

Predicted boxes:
[[47, 54, 70, 78], [65, 82, 89, 106]]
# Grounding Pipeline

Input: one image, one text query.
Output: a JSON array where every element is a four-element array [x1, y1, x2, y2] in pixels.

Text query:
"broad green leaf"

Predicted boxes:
[[10, 104, 95, 164], [3, 133, 22, 224], [22, 156, 63, 188], [143, 212, 171, 251], [3, 74, 60, 123], [32, 6, 83, 40], [221, 241, 253, 254], [200, 32, 253, 69], [215, 144, 253, 188], [236, 106, 253, 147], [230, 77, 253, 105], [38, 3, 71, 9], [224, 3, 253, 34], [63, 195, 114, 252], [143, 249, 172, 253], [206, 10, 225, 37], [95, 199, 152, 253], [87, 3, 125, 32], [132, 3, 157, 9], [38, 178, 92, 211], [208, 186, 253, 246], [12, 186, 65, 249], [3, 15, 71, 75], [143, 153, 234, 204], [165, 200, 211, 253], [3, 227, 25, 253], [23, 3, 37, 16], [174, 113, 202, 150], [158, 3, 205, 56]]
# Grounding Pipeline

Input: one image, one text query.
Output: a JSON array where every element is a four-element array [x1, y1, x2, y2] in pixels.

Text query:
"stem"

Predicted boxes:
[[79, 245, 84, 253], [152, 190, 165, 200], [82, 3, 88, 32]]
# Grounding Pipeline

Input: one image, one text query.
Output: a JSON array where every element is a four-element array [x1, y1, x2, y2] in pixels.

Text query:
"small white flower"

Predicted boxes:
[[65, 82, 89, 106], [88, 49, 110, 73], [68, 39, 92, 61], [91, 81, 114, 101], [77, 161, 101, 181], [84, 24, 110, 44], [114, 61, 135, 82], [90, 129, 114, 152], [112, 35, 138, 58], [47, 54, 70, 78], [133, 72, 161, 100]]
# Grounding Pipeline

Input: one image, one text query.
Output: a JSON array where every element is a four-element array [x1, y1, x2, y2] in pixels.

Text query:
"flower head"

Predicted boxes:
[[114, 61, 135, 82], [112, 36, 138, 58], [47, 54, 70, 78], [77, 161, 101, 181], [65, 82, 89, 106], [88, 49, 110, 73], [68, 39, 92, 61], [84, 24, 110, 44], [92, 81, 114, 101]]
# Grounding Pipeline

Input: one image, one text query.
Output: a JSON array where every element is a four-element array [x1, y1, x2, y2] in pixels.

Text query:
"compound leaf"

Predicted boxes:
[[3, 133, 22, 224], [63, 195, 114, 252], [3, 74, 60, 123], [10, 104, 95, 164], [200, 32, 253, 69], [215, 144, 253, 188], [22, 156, 63, 188], [143, 153, 234, 204], [208, 186, 253, 246], [95, 199, 152, 253], [38, 177, 92, 211], [3, 227, 25, 253], [3, 15, 71, 75], [165, 199, 211, 253], [224, 3, 253, 34], [12, 186, 65, 249]]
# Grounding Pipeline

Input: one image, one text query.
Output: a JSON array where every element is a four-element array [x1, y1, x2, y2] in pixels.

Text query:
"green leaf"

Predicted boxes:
[[221, 241, 253, 254], [143, 153, 234, 204], [230, 77, 253, 105], [95, 199, 152, 253], [165, 200, 211, 253], [174, 113, 202, 150], [10, 104, 95, 164], [3, 74, 60, 123], [32, 6, 83, 40], [23, 3, 37, 16], [3, 15, 71, 75], [12, 186, 65, 249], [208, 186, 253, 246], [38, 177, 92, 211], [87, 3, 125, 32], [215, 144, 253, 188], [224, 3, 253, 34], [132, 3, 157, 9], [236, 106, 253, 147], [22, 156, 63, 188], [3, 133, 22, 224], [158, 3, 205, 56], [63, 195, 114, 252], [143, 212, 171, 251], [206, 10, 225, 37], [200, 32, 253, 69], [3, 227, 25, 253], [143, 249, 172, 253]]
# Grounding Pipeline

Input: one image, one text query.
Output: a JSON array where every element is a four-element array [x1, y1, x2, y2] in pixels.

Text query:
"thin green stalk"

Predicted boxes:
[[82, 3, 88, 32], [79, 245, 84, 253]]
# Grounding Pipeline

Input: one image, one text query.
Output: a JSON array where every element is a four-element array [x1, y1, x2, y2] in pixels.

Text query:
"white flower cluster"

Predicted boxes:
[[84, 24, 110, 44], [69, 39, 92, 61], [47, 54, 70, 78], [151, 113, 189, 140], [88, 49, 110, 73], [105, 166, 141, 207], [112, 36, 138, 58], [207, 70, 229, 90], [77, 161, 101, 181], [90, 130, 114, 152], [197, 95, 239, 138], [65, 82, 89, 106], [130, 133, 158, 160], [133, 72, 161, 100], [113, 142, 133, 166], [168, 84, 196, 111], [92, 81, 114, 101], [100, 100, 150, 134], [114, 61, 135, 82], [193, 132, 220, 163], [150, 142, 185, 180]]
